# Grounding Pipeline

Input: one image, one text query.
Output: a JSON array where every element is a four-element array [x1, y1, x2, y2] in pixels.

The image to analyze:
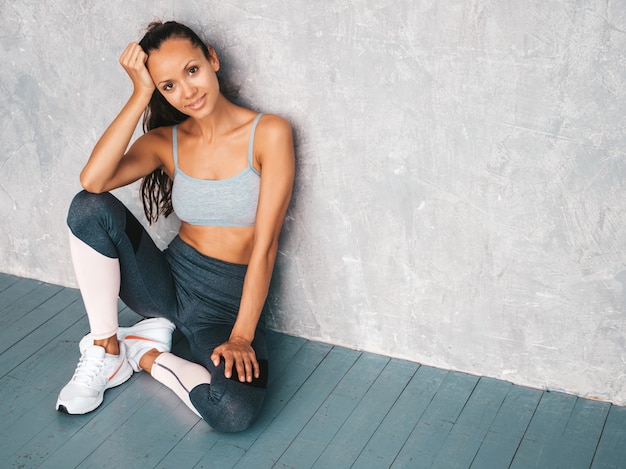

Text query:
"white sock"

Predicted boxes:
[[151, 352, 212, 418], [69, 230, 120, 340]]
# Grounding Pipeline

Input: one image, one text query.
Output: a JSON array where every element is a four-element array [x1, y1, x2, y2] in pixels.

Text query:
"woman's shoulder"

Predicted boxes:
[[253, 113, 294, 167], [255, 113, 292, 143], [258, 112, 290, 128]]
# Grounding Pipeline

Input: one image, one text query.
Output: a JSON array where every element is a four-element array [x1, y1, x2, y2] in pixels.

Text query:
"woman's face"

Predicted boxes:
[[147, 37, 221, 117]]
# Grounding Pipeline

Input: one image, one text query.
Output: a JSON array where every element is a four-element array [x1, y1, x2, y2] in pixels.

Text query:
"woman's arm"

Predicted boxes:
[[211, 114, 295, 382], [80, 43, 162, 193]]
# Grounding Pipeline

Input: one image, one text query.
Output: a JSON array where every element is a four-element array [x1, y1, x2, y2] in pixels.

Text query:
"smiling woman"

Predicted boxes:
[[56, 21, 295, 432]]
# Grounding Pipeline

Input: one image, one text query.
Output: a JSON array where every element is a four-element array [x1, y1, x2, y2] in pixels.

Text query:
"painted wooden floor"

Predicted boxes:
[[1, 273, 625, 469]]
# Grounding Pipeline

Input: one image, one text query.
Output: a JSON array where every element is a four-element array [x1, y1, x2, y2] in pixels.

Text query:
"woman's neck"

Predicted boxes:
[[184, 96, 243, 143]]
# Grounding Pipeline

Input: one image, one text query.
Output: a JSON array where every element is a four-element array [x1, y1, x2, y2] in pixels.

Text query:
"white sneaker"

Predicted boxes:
[[79, 318, 176, 372], [56, 342, 133, 414]]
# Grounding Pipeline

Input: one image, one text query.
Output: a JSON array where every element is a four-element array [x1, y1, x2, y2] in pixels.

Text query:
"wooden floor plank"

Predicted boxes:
[[0, 287, 80, 365], [0, 281, 63, 335], [470, 384, 542, 468], [591, 405, 626, 469], [3, 298, 89, 385], [74, 383, 198, 469], [6, 380, 145, 469], [454, 378, 514, 430], [352, 365, 448, 469], [552, 398, 611, 469], [0, 375, 55, 461], [312, 358, 419, 469], [0, 272, 20, 292], [276, 352, 390, 469], [390, 371, 480, 468], [430, 377, 512, 468], [0, 277, 44, 312], [153, 424, 218, 469], [195, 443, 245, 469], [510, 391, 578, 468], [510, 391, 607, 469]]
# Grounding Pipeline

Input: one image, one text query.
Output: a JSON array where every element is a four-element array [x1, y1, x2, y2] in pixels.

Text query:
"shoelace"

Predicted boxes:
[[71, 352, 107, 386]]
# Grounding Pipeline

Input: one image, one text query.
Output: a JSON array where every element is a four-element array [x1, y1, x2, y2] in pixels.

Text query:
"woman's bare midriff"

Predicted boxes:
[[178, 222, 255, 265]]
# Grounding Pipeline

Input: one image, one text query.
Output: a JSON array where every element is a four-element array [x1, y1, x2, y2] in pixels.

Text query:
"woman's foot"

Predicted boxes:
[[138, 348, 163, 373]]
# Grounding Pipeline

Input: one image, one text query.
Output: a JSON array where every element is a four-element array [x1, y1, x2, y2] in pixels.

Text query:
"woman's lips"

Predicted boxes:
[[186, 94, 206, 111]]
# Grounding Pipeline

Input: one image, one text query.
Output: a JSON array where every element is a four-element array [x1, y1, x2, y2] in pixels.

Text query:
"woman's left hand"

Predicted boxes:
[[211, 338, 259, 383]]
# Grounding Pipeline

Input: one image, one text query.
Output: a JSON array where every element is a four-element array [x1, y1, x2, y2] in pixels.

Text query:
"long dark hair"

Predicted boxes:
[[138, 21, 237, 223]]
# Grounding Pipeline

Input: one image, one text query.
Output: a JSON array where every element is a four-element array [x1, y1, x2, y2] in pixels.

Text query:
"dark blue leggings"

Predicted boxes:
[[67, 190, 267, 432]]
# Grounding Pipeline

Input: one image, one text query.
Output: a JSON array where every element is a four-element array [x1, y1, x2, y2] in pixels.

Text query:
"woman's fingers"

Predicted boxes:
[[119, 42, 154, 92], [212, 342, 259, 383], [229, 350, 255, 382], [235, 354, 248, 382]]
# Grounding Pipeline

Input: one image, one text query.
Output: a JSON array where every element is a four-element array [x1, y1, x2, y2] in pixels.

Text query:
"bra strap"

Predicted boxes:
[[248, 113, 264, 168], [172, 124, 179, 168]]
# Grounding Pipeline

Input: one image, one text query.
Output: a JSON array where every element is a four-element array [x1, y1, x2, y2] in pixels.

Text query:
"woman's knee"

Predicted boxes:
[[67, 191, 116, 230], [67, 190, 123, 257], [190, 383, 265, 433]]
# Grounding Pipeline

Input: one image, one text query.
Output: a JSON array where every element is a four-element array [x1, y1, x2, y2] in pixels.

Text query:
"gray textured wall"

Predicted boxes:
[[2, 1, 625, 404]]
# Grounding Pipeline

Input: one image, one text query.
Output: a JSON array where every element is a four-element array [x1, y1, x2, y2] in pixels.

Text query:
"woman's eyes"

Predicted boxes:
[[161, 67, 199, 91]]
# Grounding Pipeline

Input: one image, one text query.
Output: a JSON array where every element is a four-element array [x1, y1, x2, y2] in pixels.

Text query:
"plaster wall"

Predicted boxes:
[[1, 1, 625, 404]]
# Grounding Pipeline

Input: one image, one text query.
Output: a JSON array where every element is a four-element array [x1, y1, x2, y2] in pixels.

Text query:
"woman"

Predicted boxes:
[[56, 21, 294, 432]]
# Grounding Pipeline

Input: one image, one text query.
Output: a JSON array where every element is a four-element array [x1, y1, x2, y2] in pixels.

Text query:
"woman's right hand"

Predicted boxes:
[[119, 42, 155, 96]]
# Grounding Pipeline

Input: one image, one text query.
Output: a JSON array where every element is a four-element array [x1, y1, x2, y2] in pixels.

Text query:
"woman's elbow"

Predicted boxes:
[[79, 172, 106, 194]]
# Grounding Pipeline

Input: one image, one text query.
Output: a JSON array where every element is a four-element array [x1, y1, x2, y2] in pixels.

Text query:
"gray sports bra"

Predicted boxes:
[[171, 113, 263, 227]]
